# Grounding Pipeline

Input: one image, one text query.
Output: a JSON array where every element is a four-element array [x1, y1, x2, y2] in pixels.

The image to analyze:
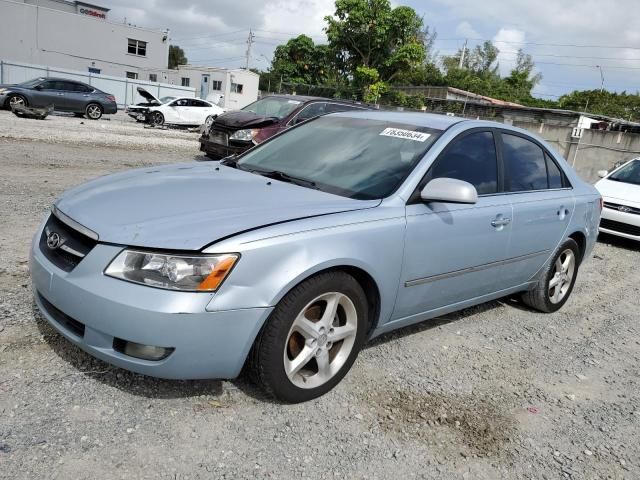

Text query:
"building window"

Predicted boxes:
[[126, 71, 138, 80], [181, 77, 190, 87], [149, 73, 157, 82], [231, 83, 243, 94], [128, 39, 147, 56], [212, 80, 222, 91]]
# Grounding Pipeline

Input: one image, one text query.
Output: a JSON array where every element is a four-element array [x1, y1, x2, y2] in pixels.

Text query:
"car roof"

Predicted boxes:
[[333, 110, 465, 130]]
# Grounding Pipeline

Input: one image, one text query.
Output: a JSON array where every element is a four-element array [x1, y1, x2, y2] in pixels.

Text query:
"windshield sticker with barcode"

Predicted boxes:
[[379, 128, 430, 142]]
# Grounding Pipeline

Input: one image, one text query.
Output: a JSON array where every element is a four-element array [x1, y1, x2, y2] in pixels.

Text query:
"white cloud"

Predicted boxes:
[[455, 21, 479, 40], [492, 28, 525, 76]]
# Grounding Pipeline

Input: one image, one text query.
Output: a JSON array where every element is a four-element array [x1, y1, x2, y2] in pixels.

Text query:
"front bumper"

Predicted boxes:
[[199, 136, 251, 159], [29, 223, 272, 379], [599, 202, 640, 241]]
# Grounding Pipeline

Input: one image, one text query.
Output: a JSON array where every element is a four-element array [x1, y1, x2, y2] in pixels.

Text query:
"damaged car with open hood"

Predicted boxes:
[[199, 95, 369, 159], [30, 110, 601, 403]]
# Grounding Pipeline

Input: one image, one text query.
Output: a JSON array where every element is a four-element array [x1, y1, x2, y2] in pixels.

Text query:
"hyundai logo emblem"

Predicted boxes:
[[618, 205, 631, 213], [46, 231, 62, 250]]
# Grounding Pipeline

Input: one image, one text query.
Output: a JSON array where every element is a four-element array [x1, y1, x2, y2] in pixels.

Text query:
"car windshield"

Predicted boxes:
[[160, 96, 176, 104], [236, 116, 441, 199], [609, 159, 640, 186], [242, 97, 303, 119], [18, 78, 45, 88]]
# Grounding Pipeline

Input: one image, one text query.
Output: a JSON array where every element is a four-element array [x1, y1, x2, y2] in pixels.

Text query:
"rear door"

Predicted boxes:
[[186, 99, 212, 124], [393, 129, 513, 320], [498, 131, 575, 286], [60, 81, 92, 112]]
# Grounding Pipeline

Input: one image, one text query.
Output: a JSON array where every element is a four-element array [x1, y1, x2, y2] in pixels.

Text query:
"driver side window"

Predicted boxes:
[[430, 131, 498, 195]]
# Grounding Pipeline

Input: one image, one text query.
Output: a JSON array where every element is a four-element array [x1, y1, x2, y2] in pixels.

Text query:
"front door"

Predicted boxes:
[[393, 130, 513, 320]]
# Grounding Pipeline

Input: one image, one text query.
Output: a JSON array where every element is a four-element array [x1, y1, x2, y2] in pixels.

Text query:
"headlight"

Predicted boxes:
[[105, 250, 239, 292], [229, 129, 258, 141], [0, 88, 7, 94]]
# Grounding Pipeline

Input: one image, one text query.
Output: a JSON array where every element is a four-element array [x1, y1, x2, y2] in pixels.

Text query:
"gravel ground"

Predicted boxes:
[[1, 110, 639, 479]]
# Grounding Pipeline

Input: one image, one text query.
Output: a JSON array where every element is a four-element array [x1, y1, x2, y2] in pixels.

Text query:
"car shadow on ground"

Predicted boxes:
[[32, 295, 531, 403], [597, 232, 639, 251], [33, 304, 224, 400]]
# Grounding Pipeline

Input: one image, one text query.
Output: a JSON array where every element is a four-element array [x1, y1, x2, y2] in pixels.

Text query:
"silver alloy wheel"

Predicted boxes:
[[9, 96, 25, 107], [283, 292, 358, 389], [86, 104, 102, 119], [205, 115, 215, 130], [548, 249, 575, 304]]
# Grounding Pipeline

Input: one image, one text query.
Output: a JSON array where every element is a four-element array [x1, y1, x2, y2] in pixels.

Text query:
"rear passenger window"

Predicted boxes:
[[502, 134, 547, 192], [431, 131, 498, 195], [546, 154, 564, 189]]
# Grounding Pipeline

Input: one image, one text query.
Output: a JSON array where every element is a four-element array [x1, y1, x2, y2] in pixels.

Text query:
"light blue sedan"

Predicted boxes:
[[30, 111, 602, 402]]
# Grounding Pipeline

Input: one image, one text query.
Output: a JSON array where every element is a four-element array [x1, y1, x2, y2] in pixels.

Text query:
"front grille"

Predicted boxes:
[[603, 201, 640, 216], [37, 292, 85, 337], [600, 218, 640, 237], [39, 213, 97, 272]]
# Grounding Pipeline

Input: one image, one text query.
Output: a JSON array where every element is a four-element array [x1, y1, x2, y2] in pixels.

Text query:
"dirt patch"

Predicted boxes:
[[368, 387, 516, 457]]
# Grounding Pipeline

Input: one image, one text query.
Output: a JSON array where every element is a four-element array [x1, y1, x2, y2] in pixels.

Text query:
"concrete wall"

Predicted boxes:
[[0, 0, 168, 79], [0, 60, 195, 106]]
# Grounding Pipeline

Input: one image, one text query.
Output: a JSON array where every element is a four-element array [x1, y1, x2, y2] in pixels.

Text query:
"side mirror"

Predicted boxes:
[[34, 84, 43, 90], [597, 170, 608, 178], [420, 178, 478, 204]]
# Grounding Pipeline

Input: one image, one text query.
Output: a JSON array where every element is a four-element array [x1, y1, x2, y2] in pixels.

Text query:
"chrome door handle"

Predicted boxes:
[[56, 93, 65, 96], [491, 217, 511, 227]]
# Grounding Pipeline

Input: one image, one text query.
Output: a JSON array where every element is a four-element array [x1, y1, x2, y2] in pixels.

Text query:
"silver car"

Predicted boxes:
[[30, 112, 601, 402]]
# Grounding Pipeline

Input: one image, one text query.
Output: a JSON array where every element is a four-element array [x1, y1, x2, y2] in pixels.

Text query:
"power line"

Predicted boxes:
[[436, 37, 640, 51], [171, 29, 248, 43]]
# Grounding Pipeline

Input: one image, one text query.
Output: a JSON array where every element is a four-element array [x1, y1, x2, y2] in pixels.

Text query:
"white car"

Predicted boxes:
[[595, 158, 640, 241], [147, 97, 225, 127]]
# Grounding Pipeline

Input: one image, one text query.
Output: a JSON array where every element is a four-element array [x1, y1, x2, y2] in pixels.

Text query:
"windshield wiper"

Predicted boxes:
[[220, 155, 239, 168], [246, 167, 319, 189]]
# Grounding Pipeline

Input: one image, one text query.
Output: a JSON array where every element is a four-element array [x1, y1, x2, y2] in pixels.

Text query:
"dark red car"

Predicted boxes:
[[199, 95, 369, 160]]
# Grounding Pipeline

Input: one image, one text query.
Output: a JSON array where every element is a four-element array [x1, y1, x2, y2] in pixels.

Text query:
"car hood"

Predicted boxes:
[[55, 162, 379, 250], [136, 86, 161, 104], [595, 178, 640, 206], [213, 110, 279, 130]]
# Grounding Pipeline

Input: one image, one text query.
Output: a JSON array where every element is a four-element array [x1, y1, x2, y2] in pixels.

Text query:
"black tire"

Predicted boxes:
[[521, 238, 580, 313], [6, 94, 28, 109], [151, 111, 165, 126], [250, 271, 368, 403], [85, 103, 103, 120]]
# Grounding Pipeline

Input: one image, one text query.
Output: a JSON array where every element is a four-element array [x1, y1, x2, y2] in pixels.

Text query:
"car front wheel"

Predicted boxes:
[[250, 271, 368, 403], [151, 112, 164, 126], [7, 94, 28, 109], [85, 103, 103, 120], [521, 238, 580, 313]]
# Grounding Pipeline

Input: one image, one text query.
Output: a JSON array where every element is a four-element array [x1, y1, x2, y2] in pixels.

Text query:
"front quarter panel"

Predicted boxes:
[[204, 205, 406, 331]]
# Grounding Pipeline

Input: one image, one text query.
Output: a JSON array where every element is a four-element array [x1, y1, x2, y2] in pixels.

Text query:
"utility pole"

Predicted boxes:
[[458, 39, 468, 69], [596, 65, 605, 92], [245, 29, 255, 70]]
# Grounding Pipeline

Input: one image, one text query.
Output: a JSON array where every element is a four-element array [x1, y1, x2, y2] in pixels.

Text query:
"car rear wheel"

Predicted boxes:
[[204, 115, 216, 131], [151, 112, 165, 126], [7, 94, 28, 109], [521, 238, 580, 313], [85, 103, 103, 120], [250, 271, 368, 403]]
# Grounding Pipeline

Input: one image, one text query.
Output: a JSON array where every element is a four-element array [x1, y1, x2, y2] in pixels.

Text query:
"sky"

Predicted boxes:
[[99, 0, 640, 100]]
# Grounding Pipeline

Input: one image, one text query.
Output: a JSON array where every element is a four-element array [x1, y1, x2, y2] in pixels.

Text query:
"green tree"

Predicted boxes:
[[168, 45, 188, 69], [324, 0, 426, 82], [271, 35, 333, 85], [558, 90, 640, 122]]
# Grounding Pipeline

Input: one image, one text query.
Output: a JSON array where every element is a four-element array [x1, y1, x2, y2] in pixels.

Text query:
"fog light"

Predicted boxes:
[[114, 338, 174, 361]]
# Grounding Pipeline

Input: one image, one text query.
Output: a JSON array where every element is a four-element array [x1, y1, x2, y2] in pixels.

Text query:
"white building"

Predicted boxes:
[[0, 0, 169, 79], [161, 65, 259, 110], [0, 0, 260, 109]]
